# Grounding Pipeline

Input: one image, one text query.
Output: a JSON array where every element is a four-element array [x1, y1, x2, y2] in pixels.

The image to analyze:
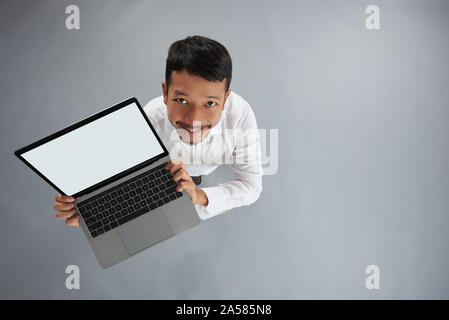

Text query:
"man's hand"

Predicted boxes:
[[165, 159, 208, 206], [54, 194, 79, 227]]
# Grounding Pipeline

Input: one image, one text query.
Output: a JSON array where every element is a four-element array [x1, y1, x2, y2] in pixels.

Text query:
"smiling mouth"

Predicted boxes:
[[179, 125, 210, 133]]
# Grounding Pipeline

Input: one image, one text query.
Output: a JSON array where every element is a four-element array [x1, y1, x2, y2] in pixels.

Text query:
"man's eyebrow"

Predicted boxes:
[[173, 90, 220, 100], [173, 90, 189, 96]]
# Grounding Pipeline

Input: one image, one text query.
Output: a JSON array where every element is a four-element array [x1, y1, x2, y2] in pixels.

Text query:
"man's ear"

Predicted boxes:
[[162, 81, 168, 105], [223, 89, 231, 109]]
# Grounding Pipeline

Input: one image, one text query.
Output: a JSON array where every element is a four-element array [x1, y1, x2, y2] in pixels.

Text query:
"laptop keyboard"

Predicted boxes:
[[77, 162, 183, 238]]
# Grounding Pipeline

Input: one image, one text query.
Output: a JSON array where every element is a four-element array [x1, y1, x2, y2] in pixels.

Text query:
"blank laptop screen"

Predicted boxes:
[[21, 102, 165, 196]]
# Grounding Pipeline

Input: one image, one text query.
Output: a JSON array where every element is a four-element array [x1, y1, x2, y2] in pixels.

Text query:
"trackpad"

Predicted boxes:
[[117, 209, 174, 255]]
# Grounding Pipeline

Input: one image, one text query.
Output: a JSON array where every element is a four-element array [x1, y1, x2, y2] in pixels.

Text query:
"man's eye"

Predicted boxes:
[[206, 101, 217, 107], [175, 98, 187, 104]]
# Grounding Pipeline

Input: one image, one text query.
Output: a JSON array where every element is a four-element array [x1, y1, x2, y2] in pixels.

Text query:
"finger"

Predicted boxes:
[[176, 180, 193, 192], [55, 194, 74, 203], [54, 201, 74, 211], [168, 161, 185, 176], [65, 214, 80, 227], [165, 160, 173, 170], [173, 169, 191, 183], [165, 158, 182, 170], [56, 209, 76, 219]]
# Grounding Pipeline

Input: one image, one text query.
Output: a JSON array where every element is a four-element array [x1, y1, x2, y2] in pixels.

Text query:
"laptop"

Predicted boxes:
[[14, 97, 200, 268]]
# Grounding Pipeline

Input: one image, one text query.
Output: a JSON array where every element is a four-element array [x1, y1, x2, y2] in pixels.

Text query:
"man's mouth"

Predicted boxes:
[[178, 125, 210, 134], [185, 127, 202, 133]]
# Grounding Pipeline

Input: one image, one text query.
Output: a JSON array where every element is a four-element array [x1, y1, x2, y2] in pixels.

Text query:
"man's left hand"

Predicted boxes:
[[165, 159, 208, 206]]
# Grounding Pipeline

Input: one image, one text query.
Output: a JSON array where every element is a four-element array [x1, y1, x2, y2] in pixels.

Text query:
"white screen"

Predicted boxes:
[[21, 102, 165, 195]]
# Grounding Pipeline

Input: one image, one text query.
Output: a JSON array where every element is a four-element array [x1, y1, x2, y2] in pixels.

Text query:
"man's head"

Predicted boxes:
[[162, 35, 232, 144]]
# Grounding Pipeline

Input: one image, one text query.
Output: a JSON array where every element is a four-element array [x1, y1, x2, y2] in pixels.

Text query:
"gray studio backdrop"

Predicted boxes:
[[1, 0, 448, 299]]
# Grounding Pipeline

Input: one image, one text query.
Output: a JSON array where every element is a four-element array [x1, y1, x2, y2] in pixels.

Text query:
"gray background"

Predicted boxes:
[[1, 0, 448, 299]]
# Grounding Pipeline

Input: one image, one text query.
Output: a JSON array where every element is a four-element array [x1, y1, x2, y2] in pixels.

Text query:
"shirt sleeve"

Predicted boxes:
[[194, 103, 263, 220]]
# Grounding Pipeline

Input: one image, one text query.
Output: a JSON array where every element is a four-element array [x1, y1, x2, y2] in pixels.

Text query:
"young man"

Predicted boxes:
[[53, 35, 263, 224]]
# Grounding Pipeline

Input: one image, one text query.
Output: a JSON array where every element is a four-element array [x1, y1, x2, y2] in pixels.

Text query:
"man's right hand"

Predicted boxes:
[[54, 194, 79, 227]]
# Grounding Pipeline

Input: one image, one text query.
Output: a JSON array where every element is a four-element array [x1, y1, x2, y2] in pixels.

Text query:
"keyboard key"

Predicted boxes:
[[111, 199, 117, 205], [91, 230, 98, 238], [98, 205, 105, 211], [136, 187, 143, 194], [115, 205, 121, 211], [127, 206, 135, 214], [157, 200, 164, 207], [143, 177, 149, 183], [97, 227, 104, 234], [83, 212, 92, 219], [163, 197, 170, 204], [105, 195, 111, 201], [85, 217, 97, 225], [102, 218, 109, 225], [130, 183, 136, 190], [124, 186, 130, 192], [130, 190, 136, 197], [133, 196, 140, 202], [105, 202, 111, 209], [110, 221, 118, 228], [79, 206, 87, 214], [104, 225, 111, 232], [88, 221, 102, 230], [118, 206, 150, 225], [108, 216, 115, 223], [175, 192, 183, 198], [149, 203, 158, 210], [115, 212, 122, 219], [165, 185, 178, 195], [136, 180, 143, 187], [117, 189, 124, 195], [139, 200, 146, 207], [165, 180, 177, 188], [86, 203, 92, 210]]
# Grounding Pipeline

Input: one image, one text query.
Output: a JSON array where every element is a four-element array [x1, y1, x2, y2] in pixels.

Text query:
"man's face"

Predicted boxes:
[[162, 69, 231, 144]]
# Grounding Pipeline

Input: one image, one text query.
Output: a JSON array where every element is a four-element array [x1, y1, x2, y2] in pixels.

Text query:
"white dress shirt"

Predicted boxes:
[[143, 91, 263, 220]]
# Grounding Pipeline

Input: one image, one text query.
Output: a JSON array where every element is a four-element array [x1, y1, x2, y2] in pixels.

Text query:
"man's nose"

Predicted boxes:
[[185, 104, 203, 126]]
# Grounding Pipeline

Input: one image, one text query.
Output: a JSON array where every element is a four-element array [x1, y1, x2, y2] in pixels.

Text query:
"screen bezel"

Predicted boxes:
[[14, 97, 169, 198]]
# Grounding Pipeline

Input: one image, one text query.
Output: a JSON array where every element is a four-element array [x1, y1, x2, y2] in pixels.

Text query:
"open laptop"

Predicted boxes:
[[14, 97, 200, 268]]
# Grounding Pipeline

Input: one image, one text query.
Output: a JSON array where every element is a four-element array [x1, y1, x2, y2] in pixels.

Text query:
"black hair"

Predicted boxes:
[[165, 35, 232, 92]]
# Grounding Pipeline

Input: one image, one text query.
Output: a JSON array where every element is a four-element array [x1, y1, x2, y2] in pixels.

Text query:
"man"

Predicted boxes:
[[53, 35, 263, 224]]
